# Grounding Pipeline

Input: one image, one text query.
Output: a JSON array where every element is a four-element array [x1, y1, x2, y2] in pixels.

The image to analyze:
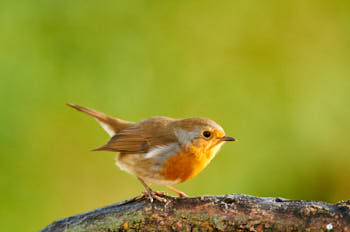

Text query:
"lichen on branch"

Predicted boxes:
[[40, 194, 350, 232]]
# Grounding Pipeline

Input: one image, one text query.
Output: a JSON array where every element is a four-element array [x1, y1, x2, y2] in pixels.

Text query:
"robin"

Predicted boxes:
[[67, 103, 235, 202]]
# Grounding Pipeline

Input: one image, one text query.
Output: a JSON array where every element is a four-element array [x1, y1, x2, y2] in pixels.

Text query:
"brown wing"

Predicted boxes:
[[94, 117, 177, 154], [94, 126, 148, 153]]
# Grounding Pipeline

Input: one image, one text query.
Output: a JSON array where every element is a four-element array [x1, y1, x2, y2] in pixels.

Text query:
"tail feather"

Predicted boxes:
[[67, 103, 133, 137]]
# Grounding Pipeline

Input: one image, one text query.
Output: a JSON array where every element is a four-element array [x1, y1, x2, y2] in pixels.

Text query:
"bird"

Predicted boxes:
[[67, 103, 235, 202]]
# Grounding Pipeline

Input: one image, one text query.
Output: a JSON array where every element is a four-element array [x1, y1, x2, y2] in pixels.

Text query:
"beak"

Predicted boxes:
[[220, 136, 236, 141]]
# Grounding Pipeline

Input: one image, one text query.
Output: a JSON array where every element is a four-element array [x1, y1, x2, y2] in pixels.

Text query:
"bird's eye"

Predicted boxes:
[[203, 131, 211, 138]]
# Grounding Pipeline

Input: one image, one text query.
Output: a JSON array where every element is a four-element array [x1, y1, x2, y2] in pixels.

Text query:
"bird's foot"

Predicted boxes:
[[141, 191, 167, 203], [177, 191, 188, 198], [165, 185, 188, 198], [153, 190, 168, 196]]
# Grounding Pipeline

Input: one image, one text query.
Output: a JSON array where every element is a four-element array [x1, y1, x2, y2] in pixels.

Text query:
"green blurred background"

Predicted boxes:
[[1, 0, 350, 231]]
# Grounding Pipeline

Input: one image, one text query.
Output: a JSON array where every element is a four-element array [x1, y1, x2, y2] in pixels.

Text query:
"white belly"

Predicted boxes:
[[114, 143, 181, 186]]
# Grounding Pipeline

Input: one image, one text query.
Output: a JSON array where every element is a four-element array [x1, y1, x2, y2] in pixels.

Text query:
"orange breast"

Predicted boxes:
[[160, 145, 218, 183]]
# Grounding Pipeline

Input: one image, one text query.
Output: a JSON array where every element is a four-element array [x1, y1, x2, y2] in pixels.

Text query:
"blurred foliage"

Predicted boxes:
[[1, 0, 350, 231]]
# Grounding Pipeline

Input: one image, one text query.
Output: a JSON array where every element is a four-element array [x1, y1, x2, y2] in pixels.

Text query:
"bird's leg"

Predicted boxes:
[[166, 185, 189, 197], [137, 177, 167, 202]]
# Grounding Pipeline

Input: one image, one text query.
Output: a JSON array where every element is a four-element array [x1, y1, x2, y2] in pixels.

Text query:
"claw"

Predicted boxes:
[[142, 191, 154, 202]]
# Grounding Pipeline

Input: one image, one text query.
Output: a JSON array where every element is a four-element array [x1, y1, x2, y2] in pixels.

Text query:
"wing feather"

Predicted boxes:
[[94, 126, 148, 153], [94, 117, 177, 154]]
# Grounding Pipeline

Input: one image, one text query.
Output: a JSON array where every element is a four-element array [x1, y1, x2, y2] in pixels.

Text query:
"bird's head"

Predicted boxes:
[[172, 117, 235, 154]]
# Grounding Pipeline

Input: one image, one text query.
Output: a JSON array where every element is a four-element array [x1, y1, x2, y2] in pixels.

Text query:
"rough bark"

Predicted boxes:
[[40, 194, 350, 232]]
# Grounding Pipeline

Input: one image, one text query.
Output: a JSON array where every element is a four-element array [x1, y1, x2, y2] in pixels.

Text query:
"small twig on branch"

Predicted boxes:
[[40, 194, 350, 232]]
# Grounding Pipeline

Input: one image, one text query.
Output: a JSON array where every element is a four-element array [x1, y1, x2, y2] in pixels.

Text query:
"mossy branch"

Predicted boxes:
[[40, 194, 350, 232]]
